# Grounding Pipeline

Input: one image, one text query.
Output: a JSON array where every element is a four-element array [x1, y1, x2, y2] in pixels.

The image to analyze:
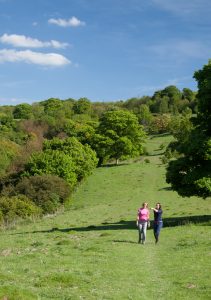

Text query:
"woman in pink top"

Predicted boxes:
[[136, 202, 150, 244]]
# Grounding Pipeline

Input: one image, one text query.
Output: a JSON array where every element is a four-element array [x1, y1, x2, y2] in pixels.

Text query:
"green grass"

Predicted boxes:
[[0, 135, 210, 299]]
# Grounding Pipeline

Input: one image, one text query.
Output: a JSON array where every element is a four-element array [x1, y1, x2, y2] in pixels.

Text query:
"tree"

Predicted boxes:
[[182, 88, 195, 102], [159, 96, 169, 114], [13, 103, 33, 119], [24, 137, 98, 185], [149, 114, 171, 134], [23, 150, 78, 187], [0, 139, 20, 176], [168, 109, 193, 143], [41, 98, 63, 115], [72, 98, 91, 114], [166, 61, 211, 198], [43, 137, 98, 180], [137, 104, 153, 128], [95, 110, 146, 164]]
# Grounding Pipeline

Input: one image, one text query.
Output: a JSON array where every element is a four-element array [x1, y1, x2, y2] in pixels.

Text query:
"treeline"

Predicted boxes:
[[0, 84, 199, 225]]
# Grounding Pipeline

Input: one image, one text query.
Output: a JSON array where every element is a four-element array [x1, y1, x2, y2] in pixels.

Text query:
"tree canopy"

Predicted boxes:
[[166, 61, 211, 198], [94, 110, 146, 164]]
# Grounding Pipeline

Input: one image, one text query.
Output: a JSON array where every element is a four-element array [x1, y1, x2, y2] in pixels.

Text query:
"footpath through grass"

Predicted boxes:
[[0, 134, 210, 299]]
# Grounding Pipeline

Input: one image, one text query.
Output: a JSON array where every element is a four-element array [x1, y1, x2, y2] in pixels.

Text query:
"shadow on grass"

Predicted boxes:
[[112, 240, 138, 244], [101, 163, 129, 168], [163, 215, 211, 227], [11, 215, 211, 235], [160, 186, 172, 191], [150, 133, 171, 139]]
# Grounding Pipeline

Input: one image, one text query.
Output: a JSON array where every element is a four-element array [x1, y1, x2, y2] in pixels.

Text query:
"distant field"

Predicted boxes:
[[0, 135, 210, 300]]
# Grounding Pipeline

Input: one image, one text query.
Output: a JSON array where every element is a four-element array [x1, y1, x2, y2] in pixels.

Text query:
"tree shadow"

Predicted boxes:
[[159, 186, 172, 191], [11, 215, 211, 235], [150, 133, 171, 139], [101, 163, 129, 168], [112, 239, 138, 244], [147, 153, 163, 157], [163, 215, 211, 227]]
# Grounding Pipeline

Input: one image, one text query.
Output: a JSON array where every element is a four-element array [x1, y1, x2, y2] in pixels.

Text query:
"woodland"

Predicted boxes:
[[0, 61, 210, 226]]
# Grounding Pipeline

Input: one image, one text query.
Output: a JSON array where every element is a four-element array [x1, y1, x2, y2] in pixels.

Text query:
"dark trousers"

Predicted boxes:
[[153, 221, 163, 242]]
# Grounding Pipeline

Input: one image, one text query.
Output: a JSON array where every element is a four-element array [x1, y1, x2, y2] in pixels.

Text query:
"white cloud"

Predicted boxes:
[[0, 49, 71, 67], [0, 33, 69, 49], [48, 16, 85, 27]]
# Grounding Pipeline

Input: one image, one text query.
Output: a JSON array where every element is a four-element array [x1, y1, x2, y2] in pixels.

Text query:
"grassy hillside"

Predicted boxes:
[[0, 135, 210, 300]]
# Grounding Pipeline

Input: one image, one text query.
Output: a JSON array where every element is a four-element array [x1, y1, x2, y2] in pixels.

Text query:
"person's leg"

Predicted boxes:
[[138, 223, 143, 243], [154, 222, 162, 243], [142, 222, 147, 244], [156, 222, 163, 243], [153, 223, 158, 243]]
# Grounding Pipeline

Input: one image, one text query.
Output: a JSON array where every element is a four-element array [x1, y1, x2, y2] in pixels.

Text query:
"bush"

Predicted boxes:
[[0, 195, 41, 225], [43, 137, 98, 181], [15, 175, 71, 213], [144, 158, 150, 163], [23, 150, 78, 187]]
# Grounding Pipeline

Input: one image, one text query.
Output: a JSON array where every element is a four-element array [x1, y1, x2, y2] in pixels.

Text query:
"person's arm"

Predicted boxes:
[[151, 207, 158, 212], [147, 210, 150, 220], [136, 211, 139, 226]]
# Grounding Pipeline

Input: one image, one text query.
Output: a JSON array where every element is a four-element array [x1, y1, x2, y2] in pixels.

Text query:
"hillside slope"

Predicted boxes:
[[0, 135, 210, 300]]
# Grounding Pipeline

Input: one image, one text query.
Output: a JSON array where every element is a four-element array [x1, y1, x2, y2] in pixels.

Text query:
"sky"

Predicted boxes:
[[0, 0, 211, 106]]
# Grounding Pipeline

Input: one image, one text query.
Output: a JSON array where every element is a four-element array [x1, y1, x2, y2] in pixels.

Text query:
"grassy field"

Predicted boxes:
[[0, 134, 210, 300]]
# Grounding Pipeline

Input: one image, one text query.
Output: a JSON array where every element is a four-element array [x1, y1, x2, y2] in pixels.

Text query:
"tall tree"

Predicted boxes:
[[95, 110, 146, 164], [166, 61, 211, 198]]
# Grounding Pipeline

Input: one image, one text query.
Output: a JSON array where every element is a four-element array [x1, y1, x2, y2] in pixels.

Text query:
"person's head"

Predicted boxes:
[[156, 203, 161, 209], [142, 202, 148, 208]]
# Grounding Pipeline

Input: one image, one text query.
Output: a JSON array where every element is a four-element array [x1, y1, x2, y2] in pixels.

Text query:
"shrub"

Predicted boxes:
[[43, 137, 98, 181], [0, 195, 41, 225], [0, 139, 20, 176], [23, 150, 78, 187], [144, 158, 150, 163], [15, 175, 71, 213]]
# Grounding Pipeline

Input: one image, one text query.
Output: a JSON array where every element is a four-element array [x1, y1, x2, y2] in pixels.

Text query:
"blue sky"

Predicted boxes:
[[0, 0, 211, 105]]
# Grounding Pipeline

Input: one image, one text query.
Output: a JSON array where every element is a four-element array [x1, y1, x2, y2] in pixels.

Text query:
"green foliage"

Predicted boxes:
[[0, 135, 210, 299], [0, 195, 41, 224], [168, 112, 193, 143], [137, 104, 153, 128], [15, 175, 71, 213], [13, 103, 33, 119], [194, 62, 211, 131], [41, 98, 63, 115], [24, 150, 78, 187], [43, 137, 98, 180], [21, 136, 98, 199], [0, 139, 20, 176], [95, 110, 146, 164], [149, 114, 171, 134], [149, 85, 196, 114], [166, 61, 211, 198], [182, 88, 195, 102], [72, 98, 91, 114], [73, 123, 96, 144], [89, 133, 113, 165], [166, 131, 211, 197]]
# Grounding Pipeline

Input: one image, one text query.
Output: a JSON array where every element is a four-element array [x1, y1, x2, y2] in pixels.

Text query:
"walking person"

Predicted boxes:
[[136, 202, 150, 244], [151, 203, 163, 244]]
